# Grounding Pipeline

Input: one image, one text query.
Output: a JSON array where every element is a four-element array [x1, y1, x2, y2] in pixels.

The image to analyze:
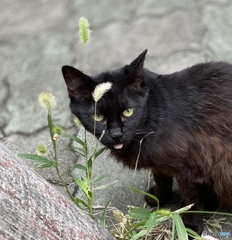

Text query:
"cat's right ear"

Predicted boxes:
[[62, 66, 95, 100]]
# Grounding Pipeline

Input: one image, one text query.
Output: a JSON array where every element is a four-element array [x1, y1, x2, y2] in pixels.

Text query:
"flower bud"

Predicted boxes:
[[36, 144, 48, 156], [53, 125, 62, 135]]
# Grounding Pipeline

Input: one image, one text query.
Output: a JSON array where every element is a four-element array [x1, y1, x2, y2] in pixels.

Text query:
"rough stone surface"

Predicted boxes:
[[0, 142, 114, 240], [1, 0, 232, 238]]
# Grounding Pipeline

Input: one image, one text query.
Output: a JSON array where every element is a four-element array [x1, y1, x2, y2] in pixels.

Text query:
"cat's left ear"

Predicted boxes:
[[62, 66, 95, 100], [128, 49, 147, 87]]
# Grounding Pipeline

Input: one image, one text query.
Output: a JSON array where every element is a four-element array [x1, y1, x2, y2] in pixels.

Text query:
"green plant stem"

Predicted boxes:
[[83, 128, 94, 218], [48, 111, 74, 202], [81, 44, 88, 72], [93, 101, 97, 137], [53, 142, 74, 201], [86, 160, 93, 216]]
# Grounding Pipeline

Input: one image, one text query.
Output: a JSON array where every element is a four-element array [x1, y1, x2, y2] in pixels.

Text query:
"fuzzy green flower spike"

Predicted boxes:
[[38, 92, 57, 111], [92, 82, 112, 102], [36, 144, 48, 156], [79, 17, 90, 44]]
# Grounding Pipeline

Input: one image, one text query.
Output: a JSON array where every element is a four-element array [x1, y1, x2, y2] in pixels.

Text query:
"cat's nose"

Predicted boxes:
[[110, 128, 123, 140]]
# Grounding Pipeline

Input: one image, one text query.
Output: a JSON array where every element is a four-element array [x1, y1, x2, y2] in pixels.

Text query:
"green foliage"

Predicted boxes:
[[112, 204, 201, 240], [17, 153, 56, 169], [110, 188, 200, 240], [18, 100, 108, 218]]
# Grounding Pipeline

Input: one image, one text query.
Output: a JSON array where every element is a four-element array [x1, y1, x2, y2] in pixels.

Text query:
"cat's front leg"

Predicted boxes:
[[178, 179, 204, 235], [145, 172, 173, 207]]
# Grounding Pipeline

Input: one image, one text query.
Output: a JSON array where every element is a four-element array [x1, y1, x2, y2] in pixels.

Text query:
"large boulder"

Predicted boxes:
[[0, 142, 115, 240]]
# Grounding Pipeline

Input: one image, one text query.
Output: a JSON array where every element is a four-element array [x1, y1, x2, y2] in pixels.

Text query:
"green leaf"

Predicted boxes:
[[122, 219, 147, 239], [172, 214, 188, 240], [36, 161, 56, 169], [74, 163, 87, 172], [125, 185, 159, 209], [93, 175, 109, 183], [18, 153, 56, 169], [88, 190, 92, 199], [18, 153, 50, 163], [155, 215, 170, 224], [75, 151, 86, 158], [129, 207, 151, 220], [87, 157, 93, 170], [171, 214, 176, 240], [100, 198, 112, 227], [88, 147, 106, 163], [186, 228, 202, 239], [74, 178, 91, 199], [145, 211, 157, 233], [74, 197, 89, 209], [131, 230, 147, 240], [94, 180, 119, 190], [62, 133, 85, 147], [68, 146, 85, 156], [47, 112, 56, 149], [92, 147, 106, 160]]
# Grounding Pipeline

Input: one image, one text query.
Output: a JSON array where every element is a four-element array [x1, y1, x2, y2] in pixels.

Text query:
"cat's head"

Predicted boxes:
[[62, 50, 149, 150]]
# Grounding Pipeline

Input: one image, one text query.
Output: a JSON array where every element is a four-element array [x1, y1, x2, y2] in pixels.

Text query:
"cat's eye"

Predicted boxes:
[[122, 108, 134, 117], [93, 113, 105, 122]]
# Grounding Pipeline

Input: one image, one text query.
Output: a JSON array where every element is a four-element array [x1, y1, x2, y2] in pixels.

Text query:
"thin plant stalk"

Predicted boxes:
[[47, 110, 74, 201], [93, 101, 97, 137], [85, 101, 98, 217]]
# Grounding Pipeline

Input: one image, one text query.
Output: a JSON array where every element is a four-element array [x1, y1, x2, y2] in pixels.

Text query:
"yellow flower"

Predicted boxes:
[[79, 17, 90, 44], [92, 82, 112, 102], [38, 92, 57, 111]]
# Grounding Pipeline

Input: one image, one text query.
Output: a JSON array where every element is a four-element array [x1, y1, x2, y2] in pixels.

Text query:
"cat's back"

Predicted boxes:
[[186, 61, 232, 107], [188, 61, 232, 85], [161, 61, 230, 83], [157, 61, 232, 102], [148, 61, 232, 139]]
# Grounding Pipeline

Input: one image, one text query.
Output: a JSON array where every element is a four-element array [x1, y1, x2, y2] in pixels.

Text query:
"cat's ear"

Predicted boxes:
[[128, 49, 147, 87], [62, 66, 95, 100]]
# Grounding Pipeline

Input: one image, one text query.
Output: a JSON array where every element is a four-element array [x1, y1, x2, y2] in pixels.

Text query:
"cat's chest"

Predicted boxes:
[[110, 141, 177, 171]]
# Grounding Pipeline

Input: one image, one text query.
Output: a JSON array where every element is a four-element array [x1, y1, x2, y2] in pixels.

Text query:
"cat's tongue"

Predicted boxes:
[[113, 144, 124, 150]]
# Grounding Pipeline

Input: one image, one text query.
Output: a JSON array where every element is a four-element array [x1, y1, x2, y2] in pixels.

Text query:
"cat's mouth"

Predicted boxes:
[[113, 144, 124, 150]]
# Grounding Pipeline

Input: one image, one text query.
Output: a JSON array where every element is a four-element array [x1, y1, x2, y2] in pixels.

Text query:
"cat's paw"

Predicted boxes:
[[145, 185, 172, 207]]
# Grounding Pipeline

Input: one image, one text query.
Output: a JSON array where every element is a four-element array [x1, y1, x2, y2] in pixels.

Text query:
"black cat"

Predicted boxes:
[[62, 50, 232, 235]]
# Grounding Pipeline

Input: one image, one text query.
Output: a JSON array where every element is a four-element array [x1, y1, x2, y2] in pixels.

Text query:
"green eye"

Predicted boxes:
[[93, 113, 104, 122], [122, 108, 134, 117]]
